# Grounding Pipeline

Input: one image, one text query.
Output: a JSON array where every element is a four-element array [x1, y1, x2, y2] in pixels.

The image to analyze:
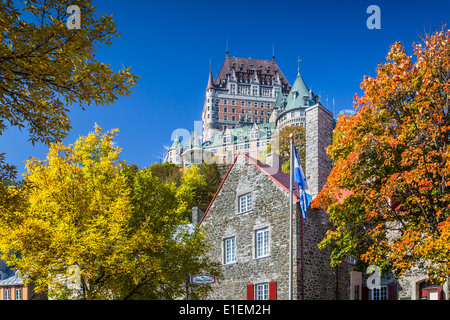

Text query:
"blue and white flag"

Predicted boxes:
[[293, 146, 311, 219]]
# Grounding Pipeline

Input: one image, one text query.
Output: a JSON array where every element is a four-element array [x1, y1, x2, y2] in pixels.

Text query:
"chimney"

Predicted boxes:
[[192, 207, 204, 226], [263, 152, 284, 175], [305, 104, 333, 199]]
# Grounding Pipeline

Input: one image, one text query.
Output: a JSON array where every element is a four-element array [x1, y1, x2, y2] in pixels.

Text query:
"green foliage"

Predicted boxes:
[[0, 126, 220, 299]]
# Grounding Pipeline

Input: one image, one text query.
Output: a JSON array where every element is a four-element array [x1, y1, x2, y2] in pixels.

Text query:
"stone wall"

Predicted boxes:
[[201, 154, 350, 300], [305, 104, 333, 198]]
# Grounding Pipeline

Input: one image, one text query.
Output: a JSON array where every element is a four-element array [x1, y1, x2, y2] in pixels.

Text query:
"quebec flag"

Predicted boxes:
[[293, 146, 311, 219]]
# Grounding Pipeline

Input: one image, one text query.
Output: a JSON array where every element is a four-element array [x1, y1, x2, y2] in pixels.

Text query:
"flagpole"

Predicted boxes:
[[289, 135, 294, 300]]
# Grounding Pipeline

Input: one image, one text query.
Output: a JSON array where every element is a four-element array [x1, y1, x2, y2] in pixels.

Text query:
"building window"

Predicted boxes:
[[224, 115, 228, 120], [232, 116, 236, 121], [238, 193, 252, 213], [224, 237, 236, 264], [255, 283, 269, 300], [371, 286, 388, 300], [15, 288, 22, 300], [232, 100, 235, 105], [224, 100, 227, 105], [232, 108, 236, 113], [255, 228, 269, 258], [4, 288, 10, 300]]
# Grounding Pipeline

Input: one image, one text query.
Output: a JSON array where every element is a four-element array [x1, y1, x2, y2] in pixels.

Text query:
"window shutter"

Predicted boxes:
[[388, 283, 397, 300], [247, 284, 254, 300], [362, 286, 369, 300], [269, 281, 277, 300]]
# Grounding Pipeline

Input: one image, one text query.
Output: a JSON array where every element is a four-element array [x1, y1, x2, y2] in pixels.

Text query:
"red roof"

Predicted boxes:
[[198, 152, 299, 226]]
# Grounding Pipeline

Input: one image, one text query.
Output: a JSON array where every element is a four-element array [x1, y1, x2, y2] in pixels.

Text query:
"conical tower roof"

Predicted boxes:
[[207, 69, 214, 89], [169, 135, 183, 150], [281, 71, 315, 113]]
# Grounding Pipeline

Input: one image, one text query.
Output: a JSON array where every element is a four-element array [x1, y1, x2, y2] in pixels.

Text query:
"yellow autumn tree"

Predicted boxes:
[[0, 124, 131, 299], [0, 125, 220, 299]]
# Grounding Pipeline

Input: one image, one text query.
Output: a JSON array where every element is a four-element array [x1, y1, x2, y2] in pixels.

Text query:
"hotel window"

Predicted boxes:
[[371, 286, 388, 300], [261, 103, 264, 108], [241, 109, 245, 114], [232, 116, 236, 121], [248, 117, 252, 122], [241, 101, 245, 106], [254, 102, 258, 107], [232, 108, 236, 113], [224, 100, 227, 105], [261, 110, 264, 115], [4, 288, 10, 300], [223, 237, 236, 264], [247, 102, 251, 106], [232, 100, 235, 105], [224, 107, 228, 112], [254, 110, 258, 115], [267, 103, 271, 108], [255, 228, 269, 258], [15, 288, 22, 300], [224, 115, 228, 120], [238, 193, 252, 213], [255, 283, 269, 300]]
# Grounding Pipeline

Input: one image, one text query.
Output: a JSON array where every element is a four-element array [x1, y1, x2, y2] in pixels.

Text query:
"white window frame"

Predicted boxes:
[[15, 288, 22, 300], [238, 193, 252, 213], [223, 237, 236, 264], [255, 228, 269, 258], [370, 286, 388, 300], [4, 288, 10, 300], [255, 283, 269, 300]]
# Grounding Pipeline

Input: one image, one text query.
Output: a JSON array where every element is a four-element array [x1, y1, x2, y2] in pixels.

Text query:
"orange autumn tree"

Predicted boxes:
[[312, 28, 450, 284]]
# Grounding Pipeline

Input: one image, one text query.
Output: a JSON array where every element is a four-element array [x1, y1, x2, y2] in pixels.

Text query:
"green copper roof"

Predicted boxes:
[[169, 135, 183, 150], [277, 72, 316, 116], [186, 131, 201, 149]]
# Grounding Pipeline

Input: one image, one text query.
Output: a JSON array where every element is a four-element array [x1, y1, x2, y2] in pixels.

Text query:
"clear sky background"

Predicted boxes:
[[2, 0, 450, 177]]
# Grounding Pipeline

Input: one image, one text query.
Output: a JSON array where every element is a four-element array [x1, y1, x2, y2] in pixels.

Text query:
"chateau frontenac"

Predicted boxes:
[[164, 52, 322, 167]]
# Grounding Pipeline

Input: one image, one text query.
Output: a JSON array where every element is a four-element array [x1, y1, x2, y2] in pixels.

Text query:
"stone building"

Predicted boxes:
[[202, 53, 291, 142], [164, 57, 322, 168], [197, 103, 352, 300], [0, 260, 47, 300]]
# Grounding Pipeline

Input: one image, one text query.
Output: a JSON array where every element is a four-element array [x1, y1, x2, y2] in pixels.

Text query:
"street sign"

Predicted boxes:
[[190, 274, 216, 285]]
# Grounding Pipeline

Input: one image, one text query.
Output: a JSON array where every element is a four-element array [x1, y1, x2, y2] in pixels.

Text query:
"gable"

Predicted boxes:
[[198, 152, 299, 226]]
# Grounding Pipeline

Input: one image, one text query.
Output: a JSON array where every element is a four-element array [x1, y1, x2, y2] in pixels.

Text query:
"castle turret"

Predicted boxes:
[[203, 68, 216, 141]]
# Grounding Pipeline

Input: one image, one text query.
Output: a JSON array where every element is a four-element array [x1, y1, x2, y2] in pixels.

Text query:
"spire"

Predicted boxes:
[[272, 43, 275, 61], [226, 38, 229, 58], [298, 57, 301, 75], [207, 60, 214, 89]]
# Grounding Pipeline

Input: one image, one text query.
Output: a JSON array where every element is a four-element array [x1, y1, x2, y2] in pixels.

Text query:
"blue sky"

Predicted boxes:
[[2, 0, 450, 176]]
